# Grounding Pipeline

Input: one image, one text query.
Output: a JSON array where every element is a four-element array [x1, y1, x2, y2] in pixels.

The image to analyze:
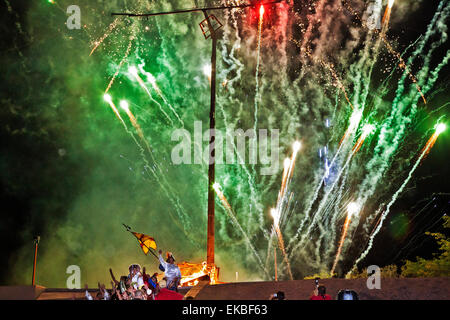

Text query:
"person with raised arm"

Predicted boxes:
[[158, 249, 181, 292]]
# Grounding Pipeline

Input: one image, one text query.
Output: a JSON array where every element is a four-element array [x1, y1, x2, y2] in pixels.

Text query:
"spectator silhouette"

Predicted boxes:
[[310, 285, 332, 300]]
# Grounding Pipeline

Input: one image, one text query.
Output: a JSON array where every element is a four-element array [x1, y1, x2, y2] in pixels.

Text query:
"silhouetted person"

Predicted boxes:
[[337, 289, 359, 300], [310, 285, 332, 300], [269, 291, 286, 300]]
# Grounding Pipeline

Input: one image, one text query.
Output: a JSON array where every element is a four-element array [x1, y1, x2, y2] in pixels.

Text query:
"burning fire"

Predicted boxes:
[[177, 261, 220, 286]]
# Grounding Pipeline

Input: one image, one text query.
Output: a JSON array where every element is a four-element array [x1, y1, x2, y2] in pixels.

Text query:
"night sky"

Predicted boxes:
[[1, 0, 449, 287]]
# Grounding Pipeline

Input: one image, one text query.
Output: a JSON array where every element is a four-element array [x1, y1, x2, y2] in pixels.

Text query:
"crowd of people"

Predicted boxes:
[[268, 284, 358, 300], [84, 252, 359, 301], [85, 250, 183, 300], [309, 284, 359, 300]]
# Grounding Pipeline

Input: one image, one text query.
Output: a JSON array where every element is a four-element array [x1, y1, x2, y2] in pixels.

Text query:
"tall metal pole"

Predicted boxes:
[[32, 236, 40, 286], [203, 10, 216, 267]]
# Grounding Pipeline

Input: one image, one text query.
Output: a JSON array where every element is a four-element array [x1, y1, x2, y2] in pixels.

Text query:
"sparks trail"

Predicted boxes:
[[116, 99, 162, 173], [120, 100, 145, 140], [266, 142, 301, 277], [105, 38, 133, 94], [104, 94, 127, 127], [420, 123, 446, 161], [320, 60, 354, 110], [215, 117, 262, 237], [381, 0, 395, 30], [293, 40, 354, 110], [277, 141, 301, 215], [348, 123, 446, 276], [321, 176, 351, 262], [267, 144, 300, 233], [124, 95, 197, 220], [116, 99, 156, 164], [103, 95, 194, 240], [271, 209, 293, 280], [128, 66, 173, 126], [380, 33, 427, 105], [277, 158, 291, 209], [139, 67, 183, 126], [288, 119, 373, 259], [330, 202, 359, 275], [104, 95, 154, 175], [103, 95, 157, 184], [352, 124, 375, 153], [249, 5, 265, 227], [287, 111, 364, 253], [120, 99, 158, 164], [287, 146, 343, 252], [47, 0, 65, 12], [213, 183, 270, 278], [90, 18, 120, 56], [253, 5, 264, 136], [340, 0, 427, 105]]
